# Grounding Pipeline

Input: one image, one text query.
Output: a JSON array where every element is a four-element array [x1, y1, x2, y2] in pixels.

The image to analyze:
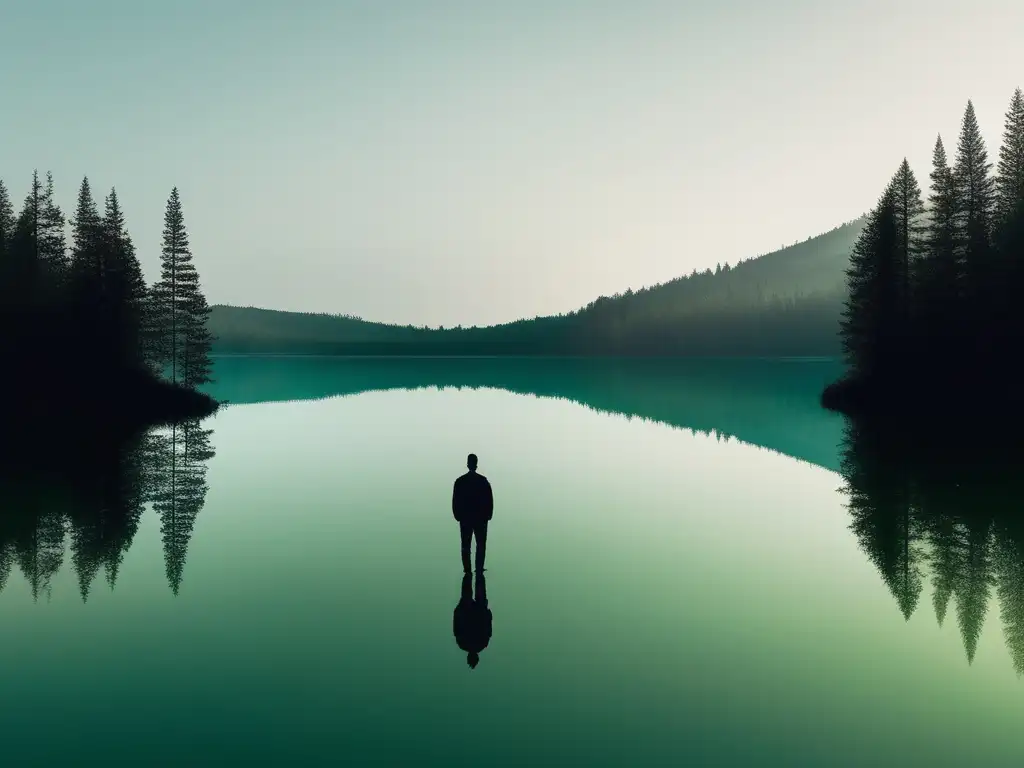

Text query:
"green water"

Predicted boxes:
[[1, 356, 1022, 767]]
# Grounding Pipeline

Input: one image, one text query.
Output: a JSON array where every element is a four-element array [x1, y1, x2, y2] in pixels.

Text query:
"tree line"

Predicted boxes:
[[830, 88, 1024, 408], [0, 172, 214, 392], [208, 219, 864, 358]]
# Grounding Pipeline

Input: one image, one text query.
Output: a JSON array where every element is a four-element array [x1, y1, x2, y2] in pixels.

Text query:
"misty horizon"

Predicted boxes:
[[2, 0, 1020, 327]]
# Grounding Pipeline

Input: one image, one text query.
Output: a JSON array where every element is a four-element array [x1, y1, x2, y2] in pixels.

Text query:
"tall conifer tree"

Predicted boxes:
[[150, 188, 213, 386], [38, 171, 68, 289], [994, 88, 1024, 343], [0, 180, 14, 262], [952, 101, 996, 318], [7, 171, 44, 307], [840, 185, 901, 379], [102, 188, 149, 368], [889, 159, 926, 340], [69, 177, 103, 287], [67, 177, 108, 360], [0, 180, 15, 305], [919, 136, 960, 353], [995, 88, 1024, 227]]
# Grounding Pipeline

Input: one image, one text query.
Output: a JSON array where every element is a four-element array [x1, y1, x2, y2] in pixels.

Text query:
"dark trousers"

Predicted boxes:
[[460, 519, 488, 573]]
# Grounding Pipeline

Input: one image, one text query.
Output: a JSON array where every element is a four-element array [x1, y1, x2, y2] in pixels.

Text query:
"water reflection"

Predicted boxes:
[[150, 420, 215, 595], [0, 418, 215, 600], [207, 356, 846, 472], [453, 571, 492, 669], [9, 355, 1023, 688], [840, 418, 1024, 673]]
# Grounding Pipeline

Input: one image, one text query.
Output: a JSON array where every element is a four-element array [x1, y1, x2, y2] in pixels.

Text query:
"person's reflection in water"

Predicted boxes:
[[453, 572, 492, 669], [452, 453, 493, 574]]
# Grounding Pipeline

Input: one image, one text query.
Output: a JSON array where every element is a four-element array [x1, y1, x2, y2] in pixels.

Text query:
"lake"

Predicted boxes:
[[1, 356, 1022, 767]]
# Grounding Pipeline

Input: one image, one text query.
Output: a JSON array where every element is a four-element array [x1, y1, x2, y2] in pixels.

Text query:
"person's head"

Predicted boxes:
[[467, 651, 480, 669], [467, 453, 478, 471]]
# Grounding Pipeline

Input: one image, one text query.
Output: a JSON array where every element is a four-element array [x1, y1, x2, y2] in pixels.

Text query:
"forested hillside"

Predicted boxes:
[[210, 216, 866, 356]]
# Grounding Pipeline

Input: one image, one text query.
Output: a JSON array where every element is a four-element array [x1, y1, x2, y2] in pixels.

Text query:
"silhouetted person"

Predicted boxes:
[[452, 453, 493, 574], [453, 572, 492, 669]]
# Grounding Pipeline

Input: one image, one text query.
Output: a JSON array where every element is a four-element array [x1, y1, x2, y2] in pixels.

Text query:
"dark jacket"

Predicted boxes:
[[452, 471, 493, 522]]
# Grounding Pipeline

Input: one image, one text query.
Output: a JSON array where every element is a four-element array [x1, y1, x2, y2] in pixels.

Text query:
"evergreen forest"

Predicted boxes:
[[0, 174, 217, 428], [825, 89, 1024, 413]]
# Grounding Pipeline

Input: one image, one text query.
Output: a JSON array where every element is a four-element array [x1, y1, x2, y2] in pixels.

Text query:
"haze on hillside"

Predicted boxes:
[[1, 0, 1019, 327]]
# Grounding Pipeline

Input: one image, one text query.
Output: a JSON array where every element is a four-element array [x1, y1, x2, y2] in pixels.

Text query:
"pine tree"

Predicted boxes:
[[995, 88, 1024, 227], [67, 177, 109, 362], [69, 176, 103, 288], [38, 171, 68, 290], [951, 101, 996, 319], [6, 171, 45, 307], [889, 159, 926, 337], [102, 188, 149, 368], [0, 180, 14, 261], [149, 188, 213, 387], [993, 88, 1024, 346], [0, 180, 15, 307], [918, 136, 960, 354], [840, 184, 901, 380]]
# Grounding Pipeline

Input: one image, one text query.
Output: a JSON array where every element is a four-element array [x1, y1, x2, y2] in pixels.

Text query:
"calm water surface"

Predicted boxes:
[[1, 357, 1021, 767]]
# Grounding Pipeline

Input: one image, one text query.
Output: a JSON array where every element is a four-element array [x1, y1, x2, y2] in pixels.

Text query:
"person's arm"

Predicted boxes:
[[452, 480, 461, 521], [485, 480, 494, 521]]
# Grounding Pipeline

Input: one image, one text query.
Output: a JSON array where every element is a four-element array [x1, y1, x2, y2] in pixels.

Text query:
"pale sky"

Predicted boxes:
[[1, 0, 1020, 327]]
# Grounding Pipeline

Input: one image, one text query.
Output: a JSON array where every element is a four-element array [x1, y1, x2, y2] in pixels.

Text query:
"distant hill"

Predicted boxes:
[[210, 216, 865, 357], [626, 216, 864, 308]]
